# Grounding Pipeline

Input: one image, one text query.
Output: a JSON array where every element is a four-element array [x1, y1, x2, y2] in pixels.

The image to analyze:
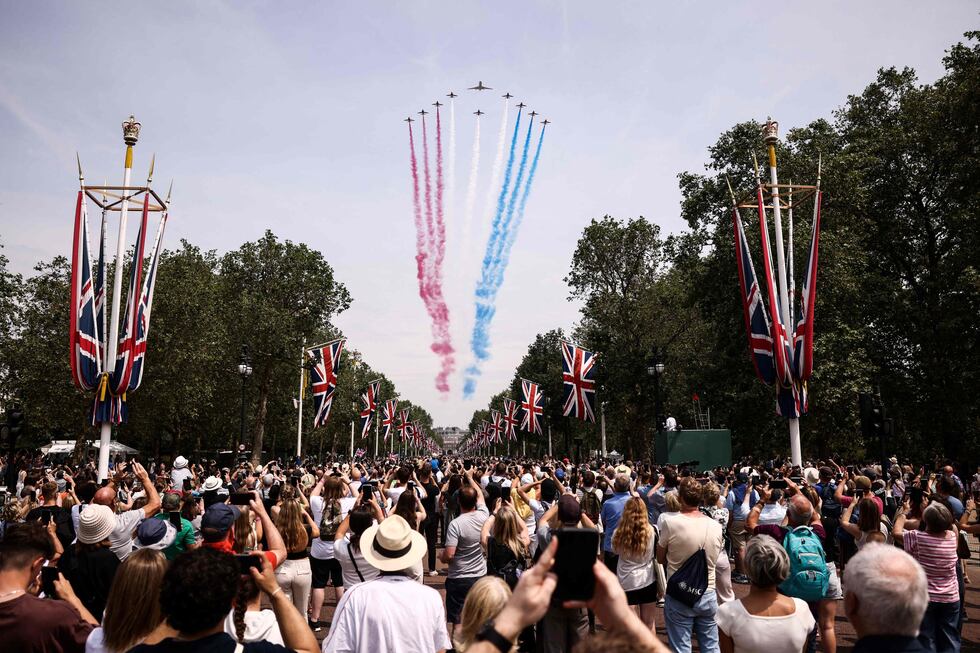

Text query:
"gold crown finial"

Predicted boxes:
[[122, 115, 141, 146], [762, 117, 779, 146]]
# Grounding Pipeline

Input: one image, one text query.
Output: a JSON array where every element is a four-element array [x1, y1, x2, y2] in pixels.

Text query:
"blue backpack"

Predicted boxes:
[[779, 525, 829, 601]]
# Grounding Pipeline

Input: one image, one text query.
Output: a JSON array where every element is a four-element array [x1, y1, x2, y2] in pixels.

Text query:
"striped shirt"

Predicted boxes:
[[903, 529, 959, 603]]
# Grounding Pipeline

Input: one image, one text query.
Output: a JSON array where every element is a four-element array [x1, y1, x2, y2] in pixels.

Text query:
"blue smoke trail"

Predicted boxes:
[[490, 124, 546, 289], [484, 117, 534, 292], [462, 108, 523, 398]]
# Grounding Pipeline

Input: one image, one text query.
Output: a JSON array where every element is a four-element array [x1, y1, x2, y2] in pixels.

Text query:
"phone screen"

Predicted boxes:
[[230, 493, 253, 506], [169, 511, 182, 529], [236, 554, 263, 575], [40, 566, 59, 598], [183, 478, 192, 491], [552, 528, 599, 603]]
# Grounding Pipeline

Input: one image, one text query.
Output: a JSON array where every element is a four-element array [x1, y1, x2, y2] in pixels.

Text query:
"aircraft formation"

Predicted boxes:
[[403, 82, 549, 126]]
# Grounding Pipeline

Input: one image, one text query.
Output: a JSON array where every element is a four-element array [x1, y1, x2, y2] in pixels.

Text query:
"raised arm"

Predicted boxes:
[[745, 486, 768, 531], [251, 555, 319, 653], [250, 491, 286, 566], [133, 463, 161, 518]]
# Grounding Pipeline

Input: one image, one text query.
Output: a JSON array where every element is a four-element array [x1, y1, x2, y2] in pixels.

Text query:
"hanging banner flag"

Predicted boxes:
[[308, 338, 346, 428], [381, 399, 398, 442], [489, 410, 502, 443], [502, 398, 519, 441], [69, 191, 101, 391], [519, 378, 544, 435], [793, 189, 821, 383], [397, 409, 411, 441], [129, 209, 169, 392], [732, 203, 776, 385], [359, 379, 382, 438], [561, 341, 597, 422], [110, 193, 150, 397]]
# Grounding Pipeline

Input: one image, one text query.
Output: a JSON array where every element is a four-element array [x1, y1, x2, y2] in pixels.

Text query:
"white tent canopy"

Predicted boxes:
[[42, 439, 139, 456]]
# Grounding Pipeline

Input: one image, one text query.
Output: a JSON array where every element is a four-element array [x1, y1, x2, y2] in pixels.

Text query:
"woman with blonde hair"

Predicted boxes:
[[481, 504, 530, 589], [232, 505, 263, 553], [272, 488, 319, 616], [611, 496, 658, 628], [455, 576, 514, 652], [840, 496, 890, 548], [84, 549, 175, 653]]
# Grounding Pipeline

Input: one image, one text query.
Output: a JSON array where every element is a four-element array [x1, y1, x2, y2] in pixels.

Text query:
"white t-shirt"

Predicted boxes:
[[109, 509, 145, 560], [715, 597, 815, 653], [171, 467, 192, 489], [613, 531, 656, 592], [335, 537, 381, 587], [323, 575, 452, 653], [223, 608, 285, 645], [310, 495, 356, 560]]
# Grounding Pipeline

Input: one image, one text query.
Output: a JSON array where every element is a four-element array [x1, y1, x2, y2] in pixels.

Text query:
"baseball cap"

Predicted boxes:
[[557, 494, 582, 524], [135, 519, 177, 551], [201, 504, 240, 541]]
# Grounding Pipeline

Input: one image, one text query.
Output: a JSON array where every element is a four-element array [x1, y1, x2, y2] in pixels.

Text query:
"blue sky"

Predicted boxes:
[[1, 1, 975, 427]]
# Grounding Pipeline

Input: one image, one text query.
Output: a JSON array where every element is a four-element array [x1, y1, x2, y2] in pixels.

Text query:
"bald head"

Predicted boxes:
[[93, 487, 116, 507], [786, 494, 813, 526]]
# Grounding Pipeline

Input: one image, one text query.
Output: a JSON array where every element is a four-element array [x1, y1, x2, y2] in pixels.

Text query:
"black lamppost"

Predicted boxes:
[[646, 348, 666, 461], [237, 345, 252, 452]]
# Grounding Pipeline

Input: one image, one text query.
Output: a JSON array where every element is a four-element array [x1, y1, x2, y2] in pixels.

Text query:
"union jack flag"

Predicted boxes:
[[733, 205, 775, 385], [561, 341, 597, 422], [381, 399, 398, 442], [411, 422, 423, 445], [354, 448, 366, 459], [793, 190, 821, 383], [397, 409, 412, 441], [128, 211, 168, 392], [308, 339, 345, 428], [480, 421, 490, 446], [519, 378, 544, 435], [489, 410, 502, 443], [69, 191, 101, 391], [754, 186, 794, 387], [110, 193, 150, 397], [359, 379, 381, 438], [502, 399, 519, 441]]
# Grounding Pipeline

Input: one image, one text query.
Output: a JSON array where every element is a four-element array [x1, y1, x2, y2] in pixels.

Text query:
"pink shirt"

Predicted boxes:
[[903, 529, 959, 603]]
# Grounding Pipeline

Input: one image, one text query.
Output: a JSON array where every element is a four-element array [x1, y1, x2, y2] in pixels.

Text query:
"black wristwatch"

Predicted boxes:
[[475, 620, 511, 652]]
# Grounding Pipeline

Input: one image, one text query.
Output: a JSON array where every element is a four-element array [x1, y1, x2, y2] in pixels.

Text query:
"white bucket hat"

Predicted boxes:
[[173, 456, 188, 469], [804, 467, 821, 485], [201, 476, 222, 492], [78, 504, 117, 544], [359, 515, 427, 572]]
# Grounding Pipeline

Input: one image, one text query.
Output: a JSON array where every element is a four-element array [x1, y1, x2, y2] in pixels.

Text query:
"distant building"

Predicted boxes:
[[433, 426, 467, 452]]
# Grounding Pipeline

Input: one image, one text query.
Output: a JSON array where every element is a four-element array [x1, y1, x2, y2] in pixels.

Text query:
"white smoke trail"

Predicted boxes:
[[481, 99, 511, 250], [460, 114, 482, 286]]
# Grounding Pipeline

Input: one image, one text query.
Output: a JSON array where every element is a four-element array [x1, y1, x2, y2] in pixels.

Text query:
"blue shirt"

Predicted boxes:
[[636, 484, 657, 524], [947, 496, 965, 519], [600, 491, 632, 552], [725, 486, 759, 521]]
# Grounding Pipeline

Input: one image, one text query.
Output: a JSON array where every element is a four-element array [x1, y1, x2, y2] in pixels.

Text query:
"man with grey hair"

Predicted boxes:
[[748, 489, 839, 653], [844, 543, 930, 652]]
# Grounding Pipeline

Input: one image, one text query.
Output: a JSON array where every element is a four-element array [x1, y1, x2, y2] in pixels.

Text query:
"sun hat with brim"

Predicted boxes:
[[201, 476, 222, 492], [804, 467, 820, 485], [136, 519, 177, 551], [78, 504, 116, 544], [173, 456, 188, 469], [359, 515, 427, 572]]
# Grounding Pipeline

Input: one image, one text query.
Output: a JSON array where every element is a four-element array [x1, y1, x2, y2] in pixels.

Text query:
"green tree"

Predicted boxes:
[[219, 231, 352, 463]]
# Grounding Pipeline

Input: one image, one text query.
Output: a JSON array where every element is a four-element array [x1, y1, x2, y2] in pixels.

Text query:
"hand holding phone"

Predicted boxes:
[[236, 554, 263, 575], [40, 566, 59, 598], [230, 493, 253, 506]]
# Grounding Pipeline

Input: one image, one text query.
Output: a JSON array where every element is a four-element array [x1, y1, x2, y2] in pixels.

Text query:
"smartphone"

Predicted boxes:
[[909, 487, 924, 506], [463, 460, 473, 471], [182, 478, 192, 492], [770, 479, 788, 490], [168, 511, 182, 529], [360, 484, 374, 497], [919, 478, 930, 491], [236, 554, 263, 575], [40, 566, 59, 598], [40, 510, 52, 526], [230, 493, 253, 506], [552, 528, 599, 603], [289, 476, 299, 487]]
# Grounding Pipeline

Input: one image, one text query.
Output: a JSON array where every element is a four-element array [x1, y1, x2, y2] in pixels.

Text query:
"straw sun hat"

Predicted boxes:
[[359, 515, 427, 572]]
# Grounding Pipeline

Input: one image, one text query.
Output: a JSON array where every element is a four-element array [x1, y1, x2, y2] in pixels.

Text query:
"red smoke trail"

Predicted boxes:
[[411, 118, 455, 394]]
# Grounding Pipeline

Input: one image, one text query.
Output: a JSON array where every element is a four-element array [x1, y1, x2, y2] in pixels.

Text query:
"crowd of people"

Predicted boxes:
[[0, 450, 977, 653]]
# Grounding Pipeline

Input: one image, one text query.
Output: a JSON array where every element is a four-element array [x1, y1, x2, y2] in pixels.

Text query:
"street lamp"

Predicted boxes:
[[646, 348, 666, 461], [238, 344, 252, 452]]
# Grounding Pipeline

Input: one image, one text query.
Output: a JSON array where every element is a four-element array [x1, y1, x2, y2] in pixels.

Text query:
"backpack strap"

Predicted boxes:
[[348, 543, 366, 583]]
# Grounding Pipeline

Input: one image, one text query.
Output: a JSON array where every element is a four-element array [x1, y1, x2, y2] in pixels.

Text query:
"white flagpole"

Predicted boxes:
[[600, 402, 607, 458], [97, 117, 139, 482], [374, 407, 379, 459], [350, 420, 355, 460], [764, 120, 802, 468], [295, 342, 305, 458], [548, 425, 553, 459]]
